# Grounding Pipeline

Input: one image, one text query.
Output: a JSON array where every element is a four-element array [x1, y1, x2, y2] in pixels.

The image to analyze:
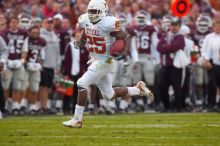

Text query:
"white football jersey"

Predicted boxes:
[[78, 13, 121, 61]]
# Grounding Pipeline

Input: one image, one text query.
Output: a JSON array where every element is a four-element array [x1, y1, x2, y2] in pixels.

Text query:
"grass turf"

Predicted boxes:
[[0, 113, 220, 146]]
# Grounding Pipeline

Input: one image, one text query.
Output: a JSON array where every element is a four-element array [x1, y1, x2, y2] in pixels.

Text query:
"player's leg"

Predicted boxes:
[[12, 67, 26, 115], [87, 84, 97, 114], [1, 69, 13, 113], [96, 73, 117, 114], [98, 66, 154, 102], [28, 71, 41, 114], [62, 66, 110, 128], [98, 73, 153, 101], [142, 56, 156, 111], [20, 70, 29, 114], [143, 56, 155, 92], [20, 90, 28, 113], [97, 87, 107, 113], [131, 60, 143, 111], [117, 59, 132, 113], [118, 94, 130, 113], [194, 65, 205, 111], [119, 58, 132, 113]]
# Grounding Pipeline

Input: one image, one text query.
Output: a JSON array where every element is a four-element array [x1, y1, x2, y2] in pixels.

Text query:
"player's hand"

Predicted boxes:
[[112, 53, 126, 61]]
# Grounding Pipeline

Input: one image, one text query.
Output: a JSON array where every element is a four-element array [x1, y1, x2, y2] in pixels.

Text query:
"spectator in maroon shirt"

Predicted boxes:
[[53, 13, 69, 58]]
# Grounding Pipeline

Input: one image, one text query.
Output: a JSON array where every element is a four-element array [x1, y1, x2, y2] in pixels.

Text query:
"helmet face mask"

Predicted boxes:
[[161, 21, 171, 31], [19, 18, 31, 29], [136, 16, 147, 26], [18, 13, 32, 29], [118, 13, 127, 28], [161, 15, 172, 31], [120, 19, 126, 28], [196, 14, 212, 33], [135, 11, 150, 26], [196, 21, 209, 33], [87, 0, 108, 23], [88, 9, 102, 23]]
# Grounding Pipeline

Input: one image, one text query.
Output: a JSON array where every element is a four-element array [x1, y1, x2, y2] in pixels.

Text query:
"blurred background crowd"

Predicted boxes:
[[0, 0, 220, 118]]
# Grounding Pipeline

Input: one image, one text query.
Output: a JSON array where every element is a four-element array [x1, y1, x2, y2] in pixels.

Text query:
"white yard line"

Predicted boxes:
[[1, 135, 219, 139], [92, 124, 179, 128], [0, 143, 215, 146]]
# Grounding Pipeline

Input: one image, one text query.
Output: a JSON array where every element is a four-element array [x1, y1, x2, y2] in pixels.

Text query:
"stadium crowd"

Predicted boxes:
[[0, 0, 220, 119]]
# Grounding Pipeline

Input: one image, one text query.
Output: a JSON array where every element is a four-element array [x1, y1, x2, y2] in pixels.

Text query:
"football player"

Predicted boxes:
[[190, 14, 212, 111], [127, 10, 159, 111], [31, 17, 42, 28], [18, 13, 32, 113], [114, 13, 132, 113], [25, 25, 46, 114], [62, 0, 153, 128], [160, 15, 173, 33], [1, 16, 28, 115]]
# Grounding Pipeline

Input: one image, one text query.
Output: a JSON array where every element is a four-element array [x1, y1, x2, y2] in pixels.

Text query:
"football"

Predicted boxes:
[[110, 39, 125, 56]]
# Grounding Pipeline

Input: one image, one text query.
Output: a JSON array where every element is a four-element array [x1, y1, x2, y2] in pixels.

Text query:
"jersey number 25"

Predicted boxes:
[[87, 35, 106, 54]]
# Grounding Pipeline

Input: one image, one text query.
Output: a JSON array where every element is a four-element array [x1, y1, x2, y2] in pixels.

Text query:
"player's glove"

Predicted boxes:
[[112, 53, 126, 61], [26, 62, 42, 71], [7, 60, 22, 69]]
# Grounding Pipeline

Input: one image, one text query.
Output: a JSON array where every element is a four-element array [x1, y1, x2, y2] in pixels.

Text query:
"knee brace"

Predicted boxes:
[[77, 79, 88, 91]]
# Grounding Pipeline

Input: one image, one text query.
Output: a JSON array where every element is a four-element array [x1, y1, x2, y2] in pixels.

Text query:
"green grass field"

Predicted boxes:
[[0, 113, 220, 146]]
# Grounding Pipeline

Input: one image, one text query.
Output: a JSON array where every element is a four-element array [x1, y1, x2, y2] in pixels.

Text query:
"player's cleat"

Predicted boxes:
[[136, 81, 154, 101], [62, 116, 83, 128]]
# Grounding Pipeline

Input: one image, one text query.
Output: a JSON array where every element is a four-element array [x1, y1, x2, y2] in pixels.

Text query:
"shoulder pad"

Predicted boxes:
[[102, 16, 121, 32]]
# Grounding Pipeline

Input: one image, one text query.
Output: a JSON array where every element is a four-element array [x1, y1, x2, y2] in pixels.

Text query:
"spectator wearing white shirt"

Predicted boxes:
[[201, 19, 220, 112]]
